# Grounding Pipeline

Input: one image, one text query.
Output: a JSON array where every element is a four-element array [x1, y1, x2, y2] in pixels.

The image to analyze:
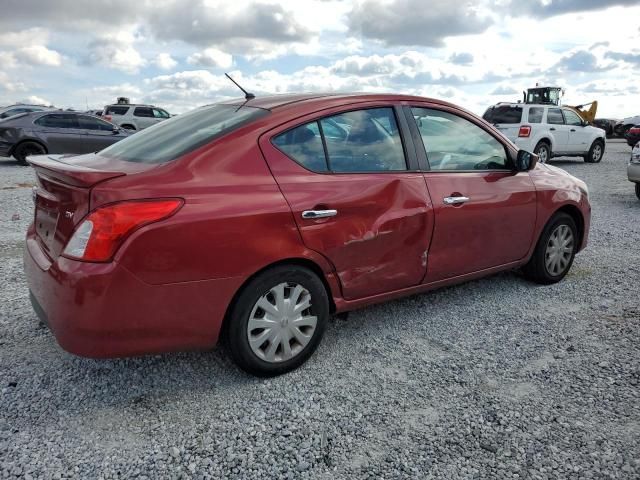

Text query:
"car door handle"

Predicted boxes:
[[302, 209, 338, 219], [570, 129, 576, 132], [443, 196, 470, 205], [549, 127, 556, 131]]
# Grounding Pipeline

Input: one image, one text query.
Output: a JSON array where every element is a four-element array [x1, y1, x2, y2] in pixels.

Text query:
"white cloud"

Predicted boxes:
[[187, 48, 233, 69], [0, 27, 50, 47], [85, 32, 146, 74], [20, 95, 52, 105], [155, 53, 177, 70], [14, 45, 62, 66]]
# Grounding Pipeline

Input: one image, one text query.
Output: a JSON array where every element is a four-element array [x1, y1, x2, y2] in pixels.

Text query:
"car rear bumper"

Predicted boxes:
[[23, 225, 244, 358], [628, 162, 640, 183]]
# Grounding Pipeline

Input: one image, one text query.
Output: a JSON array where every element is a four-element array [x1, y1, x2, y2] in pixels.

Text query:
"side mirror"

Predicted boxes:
[[112, 126, 120, 133], [515, 150, 538, 171]]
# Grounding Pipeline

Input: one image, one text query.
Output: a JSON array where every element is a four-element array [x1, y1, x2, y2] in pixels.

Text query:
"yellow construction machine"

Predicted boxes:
[[523, 86, 598, 124]]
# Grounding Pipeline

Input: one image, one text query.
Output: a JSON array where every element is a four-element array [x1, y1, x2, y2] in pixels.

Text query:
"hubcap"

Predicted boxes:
[[592, 144, 602, 161], [247, 282, 317, 363], [537, 146, 548, 163], [545, 224, 574, 276]]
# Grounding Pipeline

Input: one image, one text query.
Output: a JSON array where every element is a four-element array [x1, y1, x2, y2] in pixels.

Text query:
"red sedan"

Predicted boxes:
[[24, 93, 591, 376]]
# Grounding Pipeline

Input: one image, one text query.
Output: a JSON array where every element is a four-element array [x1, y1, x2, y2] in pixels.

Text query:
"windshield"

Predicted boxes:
[[100, 104, 268, 164]]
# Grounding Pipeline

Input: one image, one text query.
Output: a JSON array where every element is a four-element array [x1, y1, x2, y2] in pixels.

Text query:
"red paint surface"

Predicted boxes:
[[24, 93, 591, 358]]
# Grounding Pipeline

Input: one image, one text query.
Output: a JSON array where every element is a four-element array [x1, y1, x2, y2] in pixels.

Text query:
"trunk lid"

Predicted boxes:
[[28, 153, 152, 259]]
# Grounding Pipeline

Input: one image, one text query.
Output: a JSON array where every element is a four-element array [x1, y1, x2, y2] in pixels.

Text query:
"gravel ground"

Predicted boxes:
[[1, 141, 639, 479]]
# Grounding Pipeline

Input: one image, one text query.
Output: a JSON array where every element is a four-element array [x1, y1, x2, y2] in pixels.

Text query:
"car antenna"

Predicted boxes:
[[225, 73, 255, 100]]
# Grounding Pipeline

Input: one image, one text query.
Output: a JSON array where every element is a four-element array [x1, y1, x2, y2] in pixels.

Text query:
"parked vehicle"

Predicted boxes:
[[615, 115, 640, 137], [593, 118, 617, 137], [483, 102, 606, 163], [624, 125, 640, 147], [0, 111, 129, 165], [101, 102, 171, 130], [85, 109, 104, 117], [24, 93, 591, 376], [629, 141, 640, 200], [0, 104, 55, 119]]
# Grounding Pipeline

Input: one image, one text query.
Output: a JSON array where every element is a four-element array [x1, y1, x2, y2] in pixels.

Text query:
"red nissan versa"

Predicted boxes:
[[24, 93, 591, 376]]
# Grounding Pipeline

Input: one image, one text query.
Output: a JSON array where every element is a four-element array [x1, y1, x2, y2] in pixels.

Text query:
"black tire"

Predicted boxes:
[[523, 212, 578, 285], [121, 124, 136, 130], [13, 141, 46, 166], [584, 140, 604, 163], [635, 183, 640, 201], [534, 141, 551, 163], [226, 265, 329, 376]]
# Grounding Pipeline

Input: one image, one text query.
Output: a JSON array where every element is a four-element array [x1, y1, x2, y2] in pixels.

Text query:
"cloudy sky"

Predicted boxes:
[[1, 0, 639, 118]]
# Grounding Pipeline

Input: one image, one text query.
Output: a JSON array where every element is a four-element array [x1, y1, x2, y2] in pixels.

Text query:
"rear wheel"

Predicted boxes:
[[584, 140, 604, 163], [226, 266, 329, 376], [523, 212, 578, 285], [13, 141, 46, 166], [534, 142, 551, 163], [635, 183, 640, 200]]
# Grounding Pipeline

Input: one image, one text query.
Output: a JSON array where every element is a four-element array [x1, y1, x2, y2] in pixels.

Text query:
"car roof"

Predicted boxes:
[[217, 92, 462, 112], [105, 104, 157, 108]]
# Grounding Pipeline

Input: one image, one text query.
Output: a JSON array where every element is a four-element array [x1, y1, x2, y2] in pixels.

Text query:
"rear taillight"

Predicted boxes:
[[630, 127, 640, 135], [518, 125, 532, 137], [63, 199, 183, 262]]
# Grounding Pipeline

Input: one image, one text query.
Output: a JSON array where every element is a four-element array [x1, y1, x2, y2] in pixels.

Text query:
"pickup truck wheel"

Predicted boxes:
[[523, 212, 578, 285], [635, 183, 640, 200], [226, 265, 329, 377], [584, 140, 604, 163], [13, 141, 46, 166], [534, 142, 550, 163]]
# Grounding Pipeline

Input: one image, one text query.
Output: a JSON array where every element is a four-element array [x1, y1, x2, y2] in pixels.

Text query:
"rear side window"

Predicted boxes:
[[35, 114, 80, 129], [78, 116, 115, 131], [527, 107, 544, 123], [273, 108, 407, 173], [273, 122, 328, 172], [100, 105, 268, 164], [105, 106, 129, 116], [482, 105, 523, 124], [547, 108, 564, 125], [134, 107, 154, 118]]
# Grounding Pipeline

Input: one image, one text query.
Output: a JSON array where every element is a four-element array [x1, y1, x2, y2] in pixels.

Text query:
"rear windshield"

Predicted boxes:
[[100, 105, 268, 164], [482, 105, 523, 125]]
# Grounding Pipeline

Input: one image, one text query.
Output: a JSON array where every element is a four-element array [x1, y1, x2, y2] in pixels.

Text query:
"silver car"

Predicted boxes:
[[629, 141, 640, 200]]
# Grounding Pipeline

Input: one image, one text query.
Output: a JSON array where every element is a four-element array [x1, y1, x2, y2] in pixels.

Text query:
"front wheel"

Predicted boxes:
[[13, 141, 46, 166], [523, 212, 578, 285], [534, 142, 551, 163], [226, 266, 329, 376], [584, 140, 604, 163]]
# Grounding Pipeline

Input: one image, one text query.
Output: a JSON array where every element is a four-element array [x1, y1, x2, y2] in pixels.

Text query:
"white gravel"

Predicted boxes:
[[1, 141, 639, 479]]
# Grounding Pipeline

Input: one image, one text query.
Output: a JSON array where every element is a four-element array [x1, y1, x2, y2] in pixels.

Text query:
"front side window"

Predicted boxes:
[[547, 108, 564, 125], [563, 110, 583, 126], [153, 108, 170, 119], [100, 104, 268, 164], [273, 108, 407, 173], [35, 114, 80, 129], [528, 107, 544, 123], [412, 107, 509, 171]]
